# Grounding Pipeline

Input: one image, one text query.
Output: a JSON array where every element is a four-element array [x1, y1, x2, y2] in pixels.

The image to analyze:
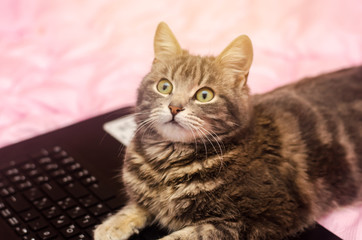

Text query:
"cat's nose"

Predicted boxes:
[[168, 105, 184, 116]]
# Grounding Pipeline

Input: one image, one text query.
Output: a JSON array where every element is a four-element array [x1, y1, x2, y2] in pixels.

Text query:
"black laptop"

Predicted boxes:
[[0, 106, 342, 240]]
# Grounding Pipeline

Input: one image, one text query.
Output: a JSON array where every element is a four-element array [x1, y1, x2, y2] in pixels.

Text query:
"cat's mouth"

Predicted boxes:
[[167, 120, 182, 127], [157, 118, 194, 142], [165, 119, 188, 132]]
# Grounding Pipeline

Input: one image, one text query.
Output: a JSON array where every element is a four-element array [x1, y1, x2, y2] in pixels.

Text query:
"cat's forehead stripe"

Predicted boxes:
[[168, 56, 213, 87], [197, 58, 209, 86], [170, 60, 184, 81], [182, 57, 195, 79]]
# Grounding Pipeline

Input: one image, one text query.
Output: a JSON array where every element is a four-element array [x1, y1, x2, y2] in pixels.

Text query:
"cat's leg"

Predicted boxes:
[[159, 223, 239, 240], [94, 203, 151, 240]]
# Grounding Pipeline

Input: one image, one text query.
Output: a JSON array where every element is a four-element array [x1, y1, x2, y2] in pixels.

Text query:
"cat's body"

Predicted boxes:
[[94, 23, 362, 240]]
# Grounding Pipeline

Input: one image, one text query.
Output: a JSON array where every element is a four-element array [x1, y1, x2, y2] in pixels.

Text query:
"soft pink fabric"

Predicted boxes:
[[1, 0, 361, 239]]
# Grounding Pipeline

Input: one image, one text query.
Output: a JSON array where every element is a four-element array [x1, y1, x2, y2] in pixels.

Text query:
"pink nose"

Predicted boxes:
[[168, 105, 184, 116]]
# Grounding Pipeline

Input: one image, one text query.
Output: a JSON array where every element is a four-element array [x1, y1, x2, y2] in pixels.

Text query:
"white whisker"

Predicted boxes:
[[198, 128, 222, 160], [183, 122, 198, 152], [202, 128, 226, 173], [200, 126, 225, 155], [188, 123, 208, 159]]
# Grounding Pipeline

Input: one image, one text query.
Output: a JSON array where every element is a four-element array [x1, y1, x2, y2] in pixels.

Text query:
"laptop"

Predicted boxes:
[[0, 106, 342, 240]]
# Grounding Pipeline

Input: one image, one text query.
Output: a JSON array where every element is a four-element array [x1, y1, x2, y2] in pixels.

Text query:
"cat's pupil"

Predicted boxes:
[[202, 92, 207, 99], [163, 84, 168, 91]]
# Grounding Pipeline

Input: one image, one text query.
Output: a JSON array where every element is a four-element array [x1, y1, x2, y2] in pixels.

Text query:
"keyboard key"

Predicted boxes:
[[8, 216, 20, 226], [38, 227, 58, 240], [27, 169, 42, 178], [89, 183, 114, 200], [60, 157, 75, 166], [24, 188, 44, 201], [50, 169, 66, 178], [22, 233, 37, 240], [90, 203, 110, 216], [51, 146, 62, 154], [67, 206, 87, 219], [57, 175, 74, 185], [33, 175, 49, 184], [61, 224, 80, 238], [42, 206, 62, 219], [6, 193, 31, 212], [5, 168, 19, 176], [38, 157, 53, 165], [51, 215, 71, 228], [65, 182, 89, 198], [57, 197, 77, 210], [10, 174, 26, 183], [44, 163, 59, 172], [73, 169, 89, 179], [76, 214, 97, 228], [34, 197, 52, 210], [70, 233, 90, 240], [1, 208, 12, 218], [21, 162, 36, 171], [14, 224, 30, 236], [20, 209, 40, 222], [0, 186, 15, 197], [81, 176, 97, 186], [67, 163, 82, 172], [18, 180, 33, 190], [0, 201, 5, 209], [79, 195, 98, 208], [41, 181, 67, 201], [29, 217, 48, 231]]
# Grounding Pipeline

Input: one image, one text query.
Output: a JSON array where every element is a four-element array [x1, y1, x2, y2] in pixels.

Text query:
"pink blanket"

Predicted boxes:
[[1, 0, 361, 238]]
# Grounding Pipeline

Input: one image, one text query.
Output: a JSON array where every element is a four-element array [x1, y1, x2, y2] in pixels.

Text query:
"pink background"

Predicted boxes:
[[1, 0, 361, 238]]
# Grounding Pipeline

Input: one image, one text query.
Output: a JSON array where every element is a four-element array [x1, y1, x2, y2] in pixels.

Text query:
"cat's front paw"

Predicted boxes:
[[93, 204, 149, 240], [94, 217, 138, 240]]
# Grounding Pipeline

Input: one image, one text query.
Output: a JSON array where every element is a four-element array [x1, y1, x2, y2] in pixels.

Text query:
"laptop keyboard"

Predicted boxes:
[[0, 146, 124, 240]]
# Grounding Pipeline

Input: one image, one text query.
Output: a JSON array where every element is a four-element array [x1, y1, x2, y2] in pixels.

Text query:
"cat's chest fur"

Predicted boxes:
[[122, 140, 240, 230]]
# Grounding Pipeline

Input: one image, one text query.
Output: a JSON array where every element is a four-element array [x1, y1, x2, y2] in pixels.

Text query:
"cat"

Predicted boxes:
[[94, 22, 362, 240]]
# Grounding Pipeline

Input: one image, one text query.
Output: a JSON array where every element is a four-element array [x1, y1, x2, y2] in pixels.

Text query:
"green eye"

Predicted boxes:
[[195, 87, 214, 102], [157, 79, 173, 94]]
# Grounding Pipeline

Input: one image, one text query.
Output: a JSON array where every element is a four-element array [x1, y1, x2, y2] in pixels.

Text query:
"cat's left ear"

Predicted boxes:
[[215, 35, 253, 86], [153, 22, 182, 62]]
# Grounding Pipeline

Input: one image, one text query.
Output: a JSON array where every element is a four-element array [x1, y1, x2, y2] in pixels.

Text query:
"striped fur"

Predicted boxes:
[[94, 23, 362, 240]]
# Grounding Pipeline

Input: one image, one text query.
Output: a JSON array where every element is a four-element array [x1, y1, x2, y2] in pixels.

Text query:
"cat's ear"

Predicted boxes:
[[216, 35, 253, 86], [154, 22, 182, 62]]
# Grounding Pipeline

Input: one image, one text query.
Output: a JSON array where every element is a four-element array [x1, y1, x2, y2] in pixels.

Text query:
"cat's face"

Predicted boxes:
[[135, 22, 253, 143]]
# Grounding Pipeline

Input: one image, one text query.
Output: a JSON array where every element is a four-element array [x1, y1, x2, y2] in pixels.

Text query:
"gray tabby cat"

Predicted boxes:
[[94, 22, 362, 240]]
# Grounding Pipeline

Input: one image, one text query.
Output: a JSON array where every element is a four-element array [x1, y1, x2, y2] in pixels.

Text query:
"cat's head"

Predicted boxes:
[[135, 22, 253, 143]]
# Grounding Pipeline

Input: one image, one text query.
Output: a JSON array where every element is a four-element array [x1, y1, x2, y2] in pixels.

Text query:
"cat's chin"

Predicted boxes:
[[156, 121, 195, 143]]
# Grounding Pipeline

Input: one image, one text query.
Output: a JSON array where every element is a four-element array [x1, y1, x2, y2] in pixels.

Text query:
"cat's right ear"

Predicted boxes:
[[153, 22, 182, 62]]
